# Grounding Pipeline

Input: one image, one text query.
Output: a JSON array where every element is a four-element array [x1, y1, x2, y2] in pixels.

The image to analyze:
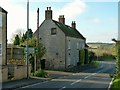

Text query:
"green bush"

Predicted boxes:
[[79, 49, 85, 65], [34, 70, 49, 78], [88, 51, 95, 63], [112, 77, 120, 88], [91, 61, 100, 68]]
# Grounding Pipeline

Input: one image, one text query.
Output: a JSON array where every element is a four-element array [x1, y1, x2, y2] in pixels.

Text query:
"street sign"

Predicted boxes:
[[34, 47, 38, 54], [24, 47, 38, 54]]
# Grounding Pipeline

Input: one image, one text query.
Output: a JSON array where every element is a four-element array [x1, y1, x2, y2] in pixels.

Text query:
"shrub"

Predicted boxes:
[[112, 77, 120, 88], [34, 70, 49, 78], [91, 61, 100, 68], [79, 49, 85, 65]]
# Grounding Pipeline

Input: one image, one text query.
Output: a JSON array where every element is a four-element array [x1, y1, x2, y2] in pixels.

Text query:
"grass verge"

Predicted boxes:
[[31, 70, 49, 78], [91, 60, 100, 68]]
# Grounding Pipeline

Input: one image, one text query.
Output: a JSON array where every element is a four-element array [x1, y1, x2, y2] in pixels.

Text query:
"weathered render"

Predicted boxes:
[[38, 20, 66, 70], [34, 7, 87, 70]]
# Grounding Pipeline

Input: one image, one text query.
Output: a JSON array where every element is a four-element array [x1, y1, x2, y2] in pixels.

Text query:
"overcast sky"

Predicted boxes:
[[0, 0, 119, 43]]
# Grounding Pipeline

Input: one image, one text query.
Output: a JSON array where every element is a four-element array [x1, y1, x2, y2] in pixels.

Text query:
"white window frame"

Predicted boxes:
[[0, 44, 2, 55], [77, 42, 79, 49], [68, 40, 71, 50]]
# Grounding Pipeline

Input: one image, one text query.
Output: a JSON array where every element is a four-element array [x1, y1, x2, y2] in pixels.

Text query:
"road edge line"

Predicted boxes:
[[108, 78, 114, 90], [21, 80, 49, 88]]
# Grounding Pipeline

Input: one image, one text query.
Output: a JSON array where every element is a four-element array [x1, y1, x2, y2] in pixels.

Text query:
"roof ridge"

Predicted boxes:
[[52, 20, 85, 39]]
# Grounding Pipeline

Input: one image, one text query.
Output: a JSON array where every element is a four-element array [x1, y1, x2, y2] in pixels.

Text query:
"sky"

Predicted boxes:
[[0, 0, 119, 43]]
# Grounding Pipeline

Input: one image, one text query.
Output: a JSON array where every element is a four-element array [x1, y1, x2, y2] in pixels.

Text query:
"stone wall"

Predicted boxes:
[[0, 65, 31, 83], [0, 66, 8, 83], [7, 64, 31, 80], [39, 20, 66, 70]]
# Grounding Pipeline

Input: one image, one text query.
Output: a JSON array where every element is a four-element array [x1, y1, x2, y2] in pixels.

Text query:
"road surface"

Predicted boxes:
[[18, 60, 116, 90]]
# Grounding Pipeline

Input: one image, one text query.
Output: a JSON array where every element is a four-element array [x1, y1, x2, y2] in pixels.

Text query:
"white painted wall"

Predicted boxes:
[[66, 36, 85, 67]]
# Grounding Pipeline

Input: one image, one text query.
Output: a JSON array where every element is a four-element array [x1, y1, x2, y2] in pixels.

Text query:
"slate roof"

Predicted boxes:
[[0, 7, 8, 14], [52, 20, 85, 40]]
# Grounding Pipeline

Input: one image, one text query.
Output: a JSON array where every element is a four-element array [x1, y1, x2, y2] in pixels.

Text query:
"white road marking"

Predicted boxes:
[[84, 75, 90, 79], [92, 73, 96, 75], [71, 79, 82, 85], [21, 61, 105, 89], [59, 86, 66, 90], [108, 78, 114, 90], [21, 81, 49, 88], [72, 73, 75, 75]]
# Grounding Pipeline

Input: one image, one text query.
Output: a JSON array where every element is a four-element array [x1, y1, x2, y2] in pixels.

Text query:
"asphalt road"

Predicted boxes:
[[19, 60, 116, 90]]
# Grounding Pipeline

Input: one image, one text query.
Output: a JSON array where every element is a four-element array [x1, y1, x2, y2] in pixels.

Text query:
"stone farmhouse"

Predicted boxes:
[[34, 7, 88, 70]]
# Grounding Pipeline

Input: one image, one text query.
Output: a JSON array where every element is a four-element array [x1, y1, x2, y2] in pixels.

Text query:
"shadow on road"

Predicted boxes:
[[66, 60, 116, 75]]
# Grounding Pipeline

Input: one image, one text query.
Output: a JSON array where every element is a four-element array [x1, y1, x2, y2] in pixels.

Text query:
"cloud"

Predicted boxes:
[[0, 0, 37, 43], [54, 0, 86, 20], [88, 18, 102, 24], [92, 18, 101, 24], [0, 0, 86, 43]]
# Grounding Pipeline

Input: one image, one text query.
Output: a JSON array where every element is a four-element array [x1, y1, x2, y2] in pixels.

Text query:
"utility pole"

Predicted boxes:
[[37, 8, 40, 70], [26, 0, 29, 79]]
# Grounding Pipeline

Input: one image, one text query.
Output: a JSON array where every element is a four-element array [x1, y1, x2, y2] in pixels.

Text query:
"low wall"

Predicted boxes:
[[0, 64, 31, 83], [7, 64, 31, 81], [0, 66, 8, 83], [14, 65, 31, 80]]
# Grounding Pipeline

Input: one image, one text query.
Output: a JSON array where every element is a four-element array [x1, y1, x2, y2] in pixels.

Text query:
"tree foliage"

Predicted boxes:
[[13, 35, 20, 45], [26, 29, 33, 39], [12, 29, 46, 71], [116, 42, 120, 76], [79, 49, 85, 65], [88, 51, 95, 63]]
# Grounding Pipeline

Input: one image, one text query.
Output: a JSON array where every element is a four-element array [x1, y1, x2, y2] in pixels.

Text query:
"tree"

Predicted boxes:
[[24, 29, 33, 40], [13, 35, 20, 45], [22, 37, 46, 70], [37, 41, 46, 60], [12, 28, 46, 71], [28, 37, 37, 47], [21, 33, 26, 43], [88, 51, 95, 63]]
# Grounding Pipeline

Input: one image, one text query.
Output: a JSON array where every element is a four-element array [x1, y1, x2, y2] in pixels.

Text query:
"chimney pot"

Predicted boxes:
[[58, 15, 65, 24], [45, 7, 52, 20], [49, 7, 51, 10], [71, 21, 76, 29]]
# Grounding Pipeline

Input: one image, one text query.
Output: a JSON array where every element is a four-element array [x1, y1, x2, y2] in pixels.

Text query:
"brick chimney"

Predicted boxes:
[[71, 21, 76, 29], [58, 15, 65, 24], [45, 7, 52, 20], [37, 8, 39, 29]]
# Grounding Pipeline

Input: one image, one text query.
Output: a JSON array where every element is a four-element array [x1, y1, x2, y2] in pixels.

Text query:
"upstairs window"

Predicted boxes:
[[51, 28, 57, 35], [0, 44, 2, 55]]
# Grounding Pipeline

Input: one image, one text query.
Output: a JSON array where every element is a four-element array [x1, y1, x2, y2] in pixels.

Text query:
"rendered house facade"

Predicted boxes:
[[34, 7, 88, 70]]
